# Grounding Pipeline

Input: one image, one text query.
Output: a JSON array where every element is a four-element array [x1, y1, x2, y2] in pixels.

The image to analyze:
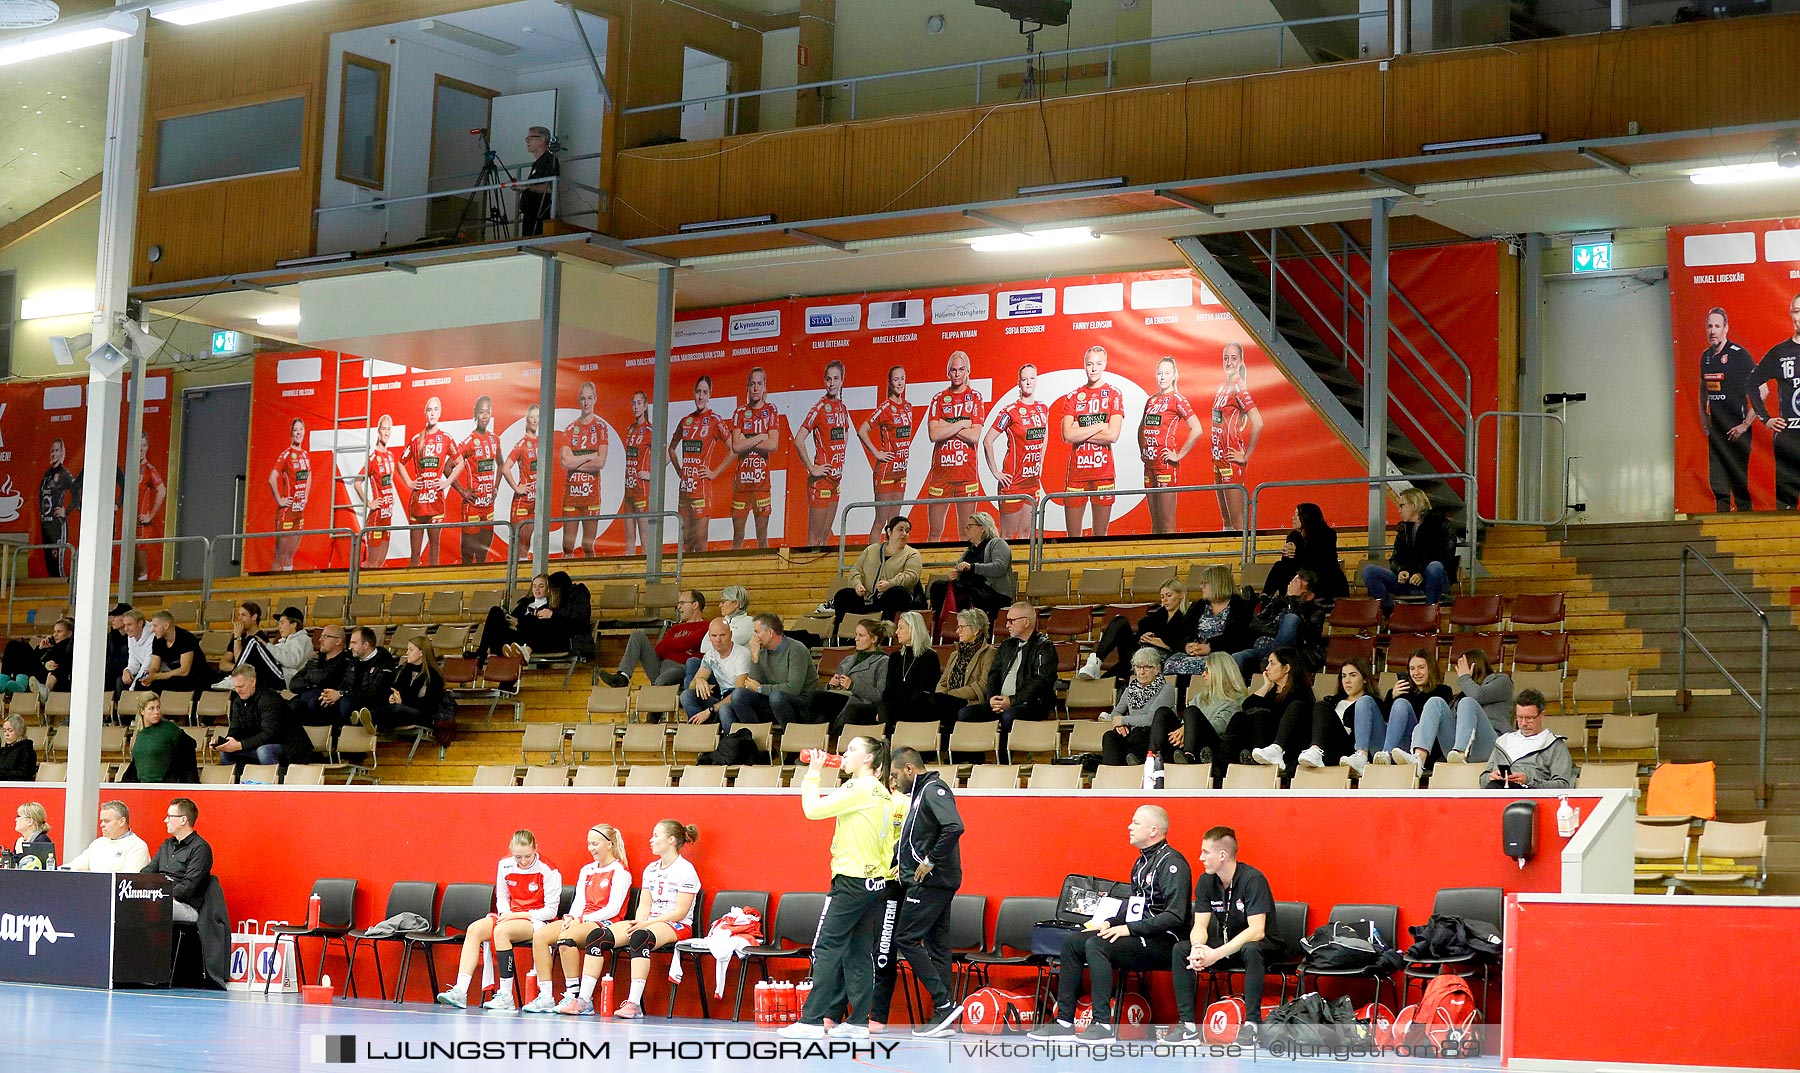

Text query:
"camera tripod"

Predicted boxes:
[[453, 127, 519, 242]]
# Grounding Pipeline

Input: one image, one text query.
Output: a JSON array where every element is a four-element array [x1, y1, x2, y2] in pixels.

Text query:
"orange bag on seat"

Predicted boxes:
[[1645, 761, 1715, 820]]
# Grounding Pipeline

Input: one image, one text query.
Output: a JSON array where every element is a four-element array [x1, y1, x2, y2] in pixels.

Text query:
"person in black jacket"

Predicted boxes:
[[0, 715, 38, 782], [214, 665, 314, 772], [1235, 569, 1327, 676], [1261, 502, 1348, 601], [367, 638, 446, 733], [1079, 581, 1191, 681], [872, 748, 965, 1038], [289, 624, 352, 727], [337, 626, 399, 724], [954, 602, 1057, 736], [875, 612, 940, 737], [1226, 647, 1315, 771], [1030, 805, 1191, 1043], [1361, 488, 1459, 610]]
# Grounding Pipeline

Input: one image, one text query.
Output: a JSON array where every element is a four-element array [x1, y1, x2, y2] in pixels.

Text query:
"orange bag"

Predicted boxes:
[[1645, 761, 1715, 820]]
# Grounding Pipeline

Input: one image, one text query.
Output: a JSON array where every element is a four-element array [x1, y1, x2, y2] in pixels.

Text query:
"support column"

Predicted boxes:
[[531, 256, 562, 576], [66, 15, 147, 862], [1519, 233, 1546, 522], [116, 349, 148, 605], [1392, 0, 1410, 55], [1367, 197, 1392, 556], [647, 267, 674, 580]]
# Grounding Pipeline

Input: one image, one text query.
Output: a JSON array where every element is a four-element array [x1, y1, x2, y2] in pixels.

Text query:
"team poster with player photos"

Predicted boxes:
[[1669, 219, 1800, 514], [242, 269, 1376, 571]]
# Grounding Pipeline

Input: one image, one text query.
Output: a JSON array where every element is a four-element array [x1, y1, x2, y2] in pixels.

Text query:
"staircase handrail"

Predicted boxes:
[[1678, 544, 1770, 809]]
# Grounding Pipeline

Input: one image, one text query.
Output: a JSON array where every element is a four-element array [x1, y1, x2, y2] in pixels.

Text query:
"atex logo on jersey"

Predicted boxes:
[[728, 310, 783, 341], [0, 912, 75, 955], [867, 299, 924, 329], [931, 294, 990, 324], [673, 317, 723, 348], [997, 288, 1056, 320], [804, 304, 862, 334]]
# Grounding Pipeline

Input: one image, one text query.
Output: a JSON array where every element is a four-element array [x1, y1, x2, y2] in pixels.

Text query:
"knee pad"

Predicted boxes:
[[583, 932, 616, 959], [625, 928, 659, 958]]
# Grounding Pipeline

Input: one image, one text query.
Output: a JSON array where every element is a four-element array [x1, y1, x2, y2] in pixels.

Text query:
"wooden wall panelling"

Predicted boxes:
[[1697, 16, 1800, 129], [716, 125, 845, 225], [134, 186, 228, 287], [1182, 78, 1245, 182], [220, 174, 315, 270], [1384, 47, 1543, 158], [612, 143, 723, 239], [973, 96, 1110, 202], [1239, 62, 1384, 174], [840, 110, 984, 216], [1103, 85, 1188, 189], [1540, 27, 1699, 142], [616, 0, 765, 149]]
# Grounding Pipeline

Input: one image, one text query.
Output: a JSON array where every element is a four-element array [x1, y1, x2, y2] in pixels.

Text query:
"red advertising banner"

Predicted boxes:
[[1668, 219, 1800, 514], [244, 270, 1376, 572], [0, 371, 174, 581]]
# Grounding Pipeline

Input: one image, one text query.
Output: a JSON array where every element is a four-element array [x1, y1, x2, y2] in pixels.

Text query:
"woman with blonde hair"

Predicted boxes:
[[1151, 652, 1247, 785], [1361, 487, 1458, 610], [12, 800, 51, 854], [809, 618, 893, 733], [876, 611, 941, 737], [528, 823, 631, 1014], [586, 819, 702, 1018], [929, 511, 1015, 631], [1079, 581, 1191, 681], [1163, 565, 1252, 675], [438, 829, 563, 1010]]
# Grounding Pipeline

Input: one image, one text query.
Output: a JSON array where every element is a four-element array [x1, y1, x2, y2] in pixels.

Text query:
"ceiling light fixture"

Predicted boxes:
[[20, 288, 96, 320], [417, 19, 520, 58], [151, 0, 324, 27], [1686, 161, 1800, 186], [968, 226, 1100, 253], [255, 309, 301, 327], [0, 11, 136, 68]]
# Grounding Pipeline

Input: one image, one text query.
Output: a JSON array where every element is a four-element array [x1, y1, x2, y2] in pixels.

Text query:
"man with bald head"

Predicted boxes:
[[1031, 804, 1192, 1043]]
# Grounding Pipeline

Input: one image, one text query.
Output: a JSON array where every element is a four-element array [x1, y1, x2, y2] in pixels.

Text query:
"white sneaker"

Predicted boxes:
[[483, 988, 517, 1011], [1250, 744, 1283, 768], [517, 644, 532, 662], [210, 676, 233, 691], [1390, 746, 1415, 767], [1077, 654, 1104, 680], [1370, 749, 1391, 765], [1397, 748, 1425, 776], [1296, 746, 1326, 769], [521, 992, 558, 1013], [1445, 750, 1467, 764], [435, 987, 468, 1009], [827, 1023, 870, 1039], [778, 1022, 826, 1039], [1345, 750, 1369, 777]]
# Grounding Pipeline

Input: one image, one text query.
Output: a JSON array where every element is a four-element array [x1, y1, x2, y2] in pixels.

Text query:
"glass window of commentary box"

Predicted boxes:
[[337, 54, 391, 189], [154, 97, 306, 189]]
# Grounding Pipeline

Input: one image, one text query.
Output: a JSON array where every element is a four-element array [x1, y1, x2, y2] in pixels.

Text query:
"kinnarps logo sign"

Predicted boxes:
[[804, 304, 862, 334], [997, 288, 1056, 320], [728, 310, 783, 341]]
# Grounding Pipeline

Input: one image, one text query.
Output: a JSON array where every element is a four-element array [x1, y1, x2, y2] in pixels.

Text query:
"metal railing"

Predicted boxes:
[[500, 510, 686, 596], [1, 542, 74, 631], [1472, 410, 1574, 533], [833, 494, 1035, 577], [1246, 472, 1478, 587], [1678, 544, 1770, 809], [210, 525, 358, 593], [1027, 483, 1251, 570]]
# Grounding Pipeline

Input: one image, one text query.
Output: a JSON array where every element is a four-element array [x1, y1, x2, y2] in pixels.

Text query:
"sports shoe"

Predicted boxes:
[[554, 996, 593, 1016], [435, 987, 468, 1009], [1250, 744, 1284, 768], [1445, 749, 1467, 764], [866, 1021, 886, 1035], [777, 1021, 826, 1040], [1370, 749, 1392, 765], [1345, 750, 1369, 777], [913, 1003, 963, 1038], [1390, 746, 1415, 767], [1296, 745, 1326, 769], [827, 1023, 870, 1039], [517, 644, 532, 662], [1077, 1022, 1116, 1042], [356, 708, 377, 736], [1028, 1022, 1076, 1041], [614, 999, 642, 1019], [502, 643, 522, 659], [483, 989, 517, 1011], [601, 671, 630, 688], [1236, 1023, 1260, 1049], [1161, 1023, 1201, 1043], [1396, 748, 1425, 776], [211, 675, 234, 691], [1077, 654, 1104, 680], [521, 993, 558, 1014]]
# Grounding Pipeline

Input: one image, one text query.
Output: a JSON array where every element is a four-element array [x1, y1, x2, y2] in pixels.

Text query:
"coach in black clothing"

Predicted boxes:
[[1166, 825, 1281, 1044], [1031, 805, 1191, 1043], [145, 797, 212, 924], [872, 748, 966, 1037], [954, 602, 1057, 734]]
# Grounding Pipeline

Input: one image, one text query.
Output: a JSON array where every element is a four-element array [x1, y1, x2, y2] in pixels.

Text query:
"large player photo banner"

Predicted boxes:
[[1668, 219, 1800, 514]]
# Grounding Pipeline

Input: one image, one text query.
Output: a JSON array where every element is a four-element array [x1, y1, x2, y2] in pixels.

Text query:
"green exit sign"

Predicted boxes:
[[1572, 241, 1612, 273], [211, 330, 246, 356]]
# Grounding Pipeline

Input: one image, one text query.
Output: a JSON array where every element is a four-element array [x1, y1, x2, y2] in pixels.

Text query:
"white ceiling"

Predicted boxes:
[[0, 46, 106, 229], [386, 0, 609, 72]]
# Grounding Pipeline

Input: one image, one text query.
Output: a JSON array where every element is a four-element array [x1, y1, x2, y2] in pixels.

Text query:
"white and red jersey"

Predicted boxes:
[[365, 448, 397, 514], [1059, 385, 1124, 480], [572, 859, 632, 924], [622, 419, 653, 491], [867, 397, 913, 483], [801, 396, 851, 481], [928, 387, 985, 481], [563, 415, 605, 499], [1211, 380, 1257, 463], [507, 437, 538, 502], [641, 855, 702, 930], [991, 399, 1051, 484], [731, 402, 780, 491], [458, 430, 500, 508], [137, 461, 165, 525], [274, 446, 312, 513], [403, 428, 458, 515], [1140, 390, 1197, 463], [495, 854, 563, 927], [673, 408, 731, 497]]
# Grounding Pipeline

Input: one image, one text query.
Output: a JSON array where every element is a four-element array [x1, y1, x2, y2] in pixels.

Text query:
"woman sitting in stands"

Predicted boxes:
[[438, 829, 563, 1010], [1374, 648, 1454, 769], [580, 819, 702, 1019], [829, 515, 923, 642], [1079, 581, 1192, 681], [1394, 649, 1511, 777], [1261, 502, 1349, 601], [808, 619, 891, 733], [1249, 655, 1382, 777], [1099, 648, 1177, 766], [1163, 566, 1254, 676], [1360, 488, 1458, 610], [525, 822, 631, 1015], [364, 638, 445, 733], [476, 573, 555, 662], [12, 800, 52, 854], [876, 611, 940, 737], [0, 715, 38, 782], [1226, 647, 1316, 771], [1151, 652, 1248, 786], [923, 609, 994, 730], [928, 512, 1015, 632]]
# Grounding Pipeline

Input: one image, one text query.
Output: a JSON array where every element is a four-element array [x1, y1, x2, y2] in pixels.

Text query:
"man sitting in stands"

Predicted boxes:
[[954, 602, 1057, 734], [1235, 568, 1326, 676], [337, 626, 399, 726], [602, 589, 709, 688], [65, 799, 151, 873], [119, 610, 156, 695], [143, 610, 208, 694], [731, 613, 816, 731], [681, 618, 754, 731], [214, 665, 313, 772], [1482, 689, 1574, 790], [289, 624, 353, 728]]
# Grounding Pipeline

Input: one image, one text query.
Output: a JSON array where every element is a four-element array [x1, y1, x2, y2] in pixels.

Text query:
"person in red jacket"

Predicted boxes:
[[601, 590, 709, 688]]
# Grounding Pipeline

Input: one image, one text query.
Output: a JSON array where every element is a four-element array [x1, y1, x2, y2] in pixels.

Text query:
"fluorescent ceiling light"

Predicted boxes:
[[152, 0, 323, 27], [20, 289, 96, 321], [968, 227, 1100, 253], [1017, 176, 1127, 196], [1420, 132, 1545, 153], [256, 309, 301, 327], [0, 11, 136, 68], [1687, 161, 1800, 186], [418, 19, 520, 57]]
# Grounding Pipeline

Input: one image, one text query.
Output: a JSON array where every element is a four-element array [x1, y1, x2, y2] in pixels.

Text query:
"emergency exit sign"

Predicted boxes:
[[1572, 241, 1612, 273], [211, 330, 247, 356]]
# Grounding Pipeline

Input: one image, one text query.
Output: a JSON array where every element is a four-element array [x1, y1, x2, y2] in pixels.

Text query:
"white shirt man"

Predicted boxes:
[[122, 612, 156, 688], [65, 801, 151, 873]]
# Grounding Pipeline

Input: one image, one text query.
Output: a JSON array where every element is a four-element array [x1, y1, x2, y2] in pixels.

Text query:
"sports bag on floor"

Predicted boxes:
[[961, 986, 1034, 1034]]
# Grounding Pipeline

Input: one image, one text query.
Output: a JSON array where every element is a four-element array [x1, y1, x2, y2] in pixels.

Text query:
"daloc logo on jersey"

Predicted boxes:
[[728, 311, 782, 341], [804, 304, 862, 334], [997, 288, 1056, 320]]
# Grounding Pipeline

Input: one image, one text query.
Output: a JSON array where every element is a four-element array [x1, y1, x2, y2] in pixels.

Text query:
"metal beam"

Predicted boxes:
[[1360, 169, 1416, 197], [531, 256, 561, 575], [784, 228, 848, 251], [116, 347, 148, 605], [382, 260, 418, 274], [1519, 233, 1547, 521], [647, 268, 674, 580], [961, 209, 1026, 233], [1577, 148, 1633, 176], [558, 0, 613, 111], [1367, 197, 1392, 555], [1152, 190, 1218, 216], [587, 233, 678, 268]]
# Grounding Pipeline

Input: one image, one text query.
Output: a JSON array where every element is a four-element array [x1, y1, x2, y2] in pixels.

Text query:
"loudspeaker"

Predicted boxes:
[[974, 0, 1073, 27], [1503, 800, 1537, 866]]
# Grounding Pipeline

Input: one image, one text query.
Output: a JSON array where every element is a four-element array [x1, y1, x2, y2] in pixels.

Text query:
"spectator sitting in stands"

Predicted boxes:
[[680, 618, 753, 730], [1320, 656, 1390, 777], [213, 600, 268, 686], [1163, 566, 1253, 676], [289, 624, 352, 727], [363, 638, 445, 734], [214, 664, 314, 772], [732, 614, 816, 731], [1235, 569, 1326, 676], [1482, 689, 1574, 789], [215, 603, 313, 691], [1361, 488, 1458, 611], [1100, 647, 1177, 766], [1081, 581, 1192, 681], [1374, 648, 1453, 769], [0, 714, 38, 782], [1396, 649, 1511, 776], [1251, 654, 1380, 777], [807, 618, 889, 734], [602, 589, 709, 688], [1152, 651, 1248, 786], [929, 512, 1014, 634], [32, 617, 75, 698], [829, 515, 923, 642], [924, 608, 993, 730], [955, 601, 1057, 736], [479, 572, 590, 663], [875, 611, 940, 737], [684, 585, 753, 690], [119, 610, 156, 694], [1228, 647, 1314, 769], [144, 610, 208, 694], [333, 626, 399, 728], [105, 603, 131, 692], [1261, 503, 1349, 601], [547, 571, 594, 660], [125, 696, 191, 784], [65, 799, 151, 873], [478, 572, 551, 661], [0, 618, 68, 696]]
